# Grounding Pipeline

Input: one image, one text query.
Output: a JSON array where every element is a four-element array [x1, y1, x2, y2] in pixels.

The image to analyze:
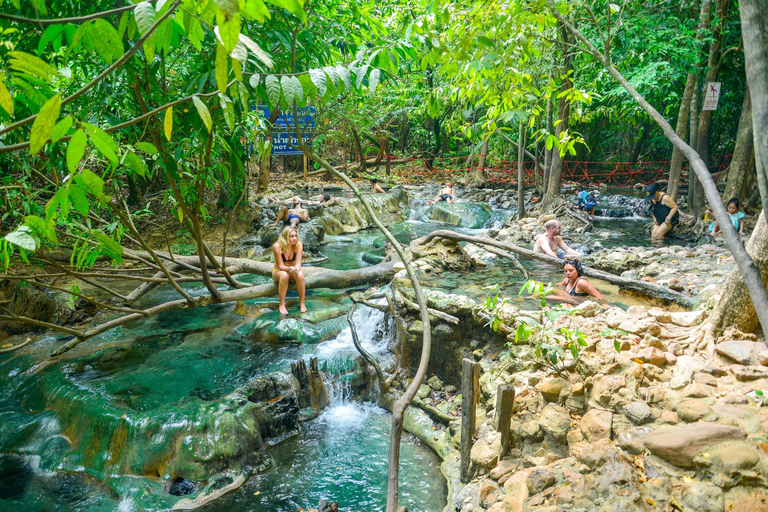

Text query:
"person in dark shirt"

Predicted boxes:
[[645, 183, 679, 238]]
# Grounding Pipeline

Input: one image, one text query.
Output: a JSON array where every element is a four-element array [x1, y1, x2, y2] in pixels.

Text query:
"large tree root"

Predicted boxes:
[[416, 230, 695, 308]]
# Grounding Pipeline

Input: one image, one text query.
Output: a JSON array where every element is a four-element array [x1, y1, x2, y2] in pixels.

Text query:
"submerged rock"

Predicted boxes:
[[425, 202, 492, 229]]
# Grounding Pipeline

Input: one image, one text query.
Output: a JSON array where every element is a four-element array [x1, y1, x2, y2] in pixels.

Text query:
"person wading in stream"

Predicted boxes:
[[533, 219, 579, 258], [370, 178, 386, 194], [557, 257, 606, 305], [645, 183, 679, 239], [272, 227, 307, 315]]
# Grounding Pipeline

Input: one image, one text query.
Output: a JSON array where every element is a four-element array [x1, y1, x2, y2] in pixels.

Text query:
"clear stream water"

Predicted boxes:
[[0, 188, 670, 511]]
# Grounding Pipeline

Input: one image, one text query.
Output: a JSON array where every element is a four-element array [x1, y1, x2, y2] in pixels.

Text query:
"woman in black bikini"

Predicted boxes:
[[558, 257, 604, 302], [272, 227, 307, 315]]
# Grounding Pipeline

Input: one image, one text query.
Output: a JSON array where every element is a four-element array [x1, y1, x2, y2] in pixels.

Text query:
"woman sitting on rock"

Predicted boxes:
[[272, 227, 307, 315], [558, 257, 604, 303]]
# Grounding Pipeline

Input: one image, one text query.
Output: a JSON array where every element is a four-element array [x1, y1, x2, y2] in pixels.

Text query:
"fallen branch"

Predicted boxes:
[[347, 306, 387, 392], [418, 230, 694, 308], [395, 290, 460, 325]]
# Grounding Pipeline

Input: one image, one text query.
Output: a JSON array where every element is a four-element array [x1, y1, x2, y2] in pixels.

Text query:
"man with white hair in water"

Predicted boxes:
[[533, 219, 579, 258]]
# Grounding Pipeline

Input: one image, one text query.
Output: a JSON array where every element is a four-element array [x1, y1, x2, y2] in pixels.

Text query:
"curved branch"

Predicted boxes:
[[0, 0, 181, 140], [0, 5, 136, 26], [347, 306, 387, 392]]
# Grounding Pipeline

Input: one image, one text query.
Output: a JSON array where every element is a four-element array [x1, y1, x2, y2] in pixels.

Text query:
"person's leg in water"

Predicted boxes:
[[272, 268, 290, 315], [651, 220, 674, 239], [295, 270, 307, 312], [275, 206, 288, 226]]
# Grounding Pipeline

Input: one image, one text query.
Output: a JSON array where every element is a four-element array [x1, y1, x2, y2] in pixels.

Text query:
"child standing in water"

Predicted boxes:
[[708, 197, 745, 237]]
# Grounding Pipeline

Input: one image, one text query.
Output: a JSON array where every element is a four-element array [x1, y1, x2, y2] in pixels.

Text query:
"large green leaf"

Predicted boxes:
[[217, 15, 241, 53], [29, 94, 61, 155], [8, 51, 58, 83], [215, 42, 228, 93], [50, 116, 73, 144], [134, 1, 157, 62], [281, 75, 294, 107], [84, 123, 119, 164], [94, 232, 124, 261], [88, 18, 123, 64], [265, 0, 306, 24], [5, 226, 36, 251], [291, 76, 303, 105], [249, 73, 261, 88], [309, 69, 326, 98], [0, 80, 14, 116], [136, 142, 158, 154], [25, 215, 57, 244], [368, 69, 381, 95], [164, 106, 173, 141], [76, 169, 108, 204], [124, 150, 147, 177], [297, 74, 316, 99], [66, 129, 87, 173], [239, 34, 273, 68], [265, 75, 280, 107], [192, 96, 212, 132], [68, 183, 90, 217]]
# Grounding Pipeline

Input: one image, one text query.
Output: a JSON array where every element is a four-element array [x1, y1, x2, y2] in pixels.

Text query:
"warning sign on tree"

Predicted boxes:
[[702, 82, 721, 111]]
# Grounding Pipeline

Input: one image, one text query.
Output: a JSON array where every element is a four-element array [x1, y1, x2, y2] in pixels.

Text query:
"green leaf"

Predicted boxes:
[[215, 41, 228, 93], [134, 1, 157, 62], [164, 106, 173, 141], [185, 15, 204, 51], [88, 18, 123, 64], [30, 94, 61, 155], [354, 65, 368, 89], [68, 183, 90, 217], [309, 69, 326, 98], [239, 34, 273, 68], [336, 66, 352, 91], [249, 73, 261, 88], [8, 51, 58, 82], [192, 96, 212, 132], [219, 93, 235, 132], [76, 169, 108, 204], [94, 232, 124, 261], [66, 129, 88, 173], [609, 3, 620, 13], [297, 73, 316, 99], [265, 75, 281, 107], [281, 75, 294, 107], [29, 0, 48, 15], [291, 76, 303, 104], [136, 142, 158, 154], [50, 116, 73, 144], [217, 16, 241, 53], [5, 226, 36, 251], [84, 124, 118, 164], [25, 215, 56, 244], [265, 0, 306, 24], [368, 68, 381, 95], [124, 150, 147, 177], [0, 80, 14, 116]]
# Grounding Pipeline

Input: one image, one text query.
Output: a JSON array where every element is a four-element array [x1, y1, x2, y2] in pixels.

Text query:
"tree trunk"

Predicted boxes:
[[544, 71, 554, 197], [668, 74, 696, 200], [691, 0, 729, 218], [710, 213, 768, 332], [723, 87, 754, 202], [257, 107, 281, 195], [473, 132, 490, 184], [688, 85, 700, 210], [543, 26, 574, 204], [517, 120, 527, 218], [351, 126, 367, 173], [534, 117, 543, 193], [740, 0, 768, 216]]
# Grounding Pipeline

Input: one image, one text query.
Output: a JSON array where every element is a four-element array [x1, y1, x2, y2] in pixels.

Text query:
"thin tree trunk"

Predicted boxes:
[[723, 87, 754, 202], [474, 132, 490, 184], [518, 120, 527, 218], [740, 0, 768, 216], [257, 107, 280, 194], [544, 71, 554, 197], [351, 126, 367, 173], [668, 74, 696, 200], [534, 116, 543, 193], [552, 8, 768, 340], [544, 26, 573, 204], [688, 85, 700, 209]]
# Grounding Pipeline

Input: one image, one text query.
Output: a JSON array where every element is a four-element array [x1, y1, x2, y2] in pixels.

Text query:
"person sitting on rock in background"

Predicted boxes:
[[270, 193, 332, 205], [558, 257, 605, 303], [645, 183, 679, 239], [370, 178, 386, 194], [575, 189, 597, 218], [708, 197, 745, 237], [533, 219, 579, 258], [427, 182, 455, 204], [272, 227, 307, 315], [274, 202, 309, 227]]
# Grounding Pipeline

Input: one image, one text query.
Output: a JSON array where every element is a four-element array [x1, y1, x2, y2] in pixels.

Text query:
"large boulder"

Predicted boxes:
[[425, 202, 493, 229], [247, 300, 348, 343], [643, 422, 747, 468], [315, 189, 410, 235]]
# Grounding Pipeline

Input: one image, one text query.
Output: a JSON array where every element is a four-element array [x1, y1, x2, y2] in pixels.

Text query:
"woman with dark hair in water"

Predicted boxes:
[[558, 257, 604, 302], [272, 227, 307, 315]]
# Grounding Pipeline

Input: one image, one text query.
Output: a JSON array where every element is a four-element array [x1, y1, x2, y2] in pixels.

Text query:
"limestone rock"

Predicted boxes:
[[677, 400, 712, 422], [638, 347, 666, 367], [703, 442, 762, 476], [527, 467, 555, 494], [623, 401, 655, 425], [490, 459, 518, 480], [520, 420, 544, 442], [759, 350, 768, 366], [590, 374, 626, 408], [471, 432, 502, 468], [605, 308, 629, 329], [538, 403, 571, 442], [617, 427, 652, 455], [618, 317, 661, 337], [732, 365, 768, 382], [540, 377, 568, 402], [716, 340, 761, 366], [644, 422, 747, 468], [572, 300, 603, 318], [579, 409, 613, 442], [679, 483, 723, 512], [571, 438, 618, 468], [668, 310, 707, 327], [670, 355, 707, 389]]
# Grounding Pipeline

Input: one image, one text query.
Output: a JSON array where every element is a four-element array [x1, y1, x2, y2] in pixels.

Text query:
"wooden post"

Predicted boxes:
[[494, 384, 515, 458], [460, 358, 480, 483], [303, 153, 308, 183]]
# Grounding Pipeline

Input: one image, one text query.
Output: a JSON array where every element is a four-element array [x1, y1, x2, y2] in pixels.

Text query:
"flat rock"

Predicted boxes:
[[644, 422, 747, 468], [677, 400, 712, 422], [490, 458, 518, 480], [618, 317, 661, 337], [538, 403, 571, 442], [679, 482, 723, 512], [579, 409, 612, 442], [623, 401, 655, 425], [670, 355, 707, 389], [732, 365, 768, 382], [638, 347, 666, 367], [471, 432, 502, 468], [526, 467, 555, 494], [668, 310, 707, 327], [716, 340, 762, 365], [540, 377, 568, 402]]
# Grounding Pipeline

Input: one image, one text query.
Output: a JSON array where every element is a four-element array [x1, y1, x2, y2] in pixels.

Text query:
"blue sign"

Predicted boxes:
[[256, 106, 315, 155]]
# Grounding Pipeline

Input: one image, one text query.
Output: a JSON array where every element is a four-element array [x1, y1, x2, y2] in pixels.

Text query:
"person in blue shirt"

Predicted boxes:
[[576, 189, 597, 218], [709, 197, 746, 237]]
